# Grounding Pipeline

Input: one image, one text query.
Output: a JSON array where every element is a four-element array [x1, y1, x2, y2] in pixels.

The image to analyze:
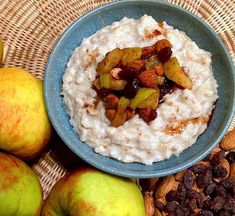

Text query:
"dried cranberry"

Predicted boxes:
[[212, 196, 225, 212], [96, 88, 110, 98], [159, 78, 175, 102], [157, 47, 172, 63], [118, 68, 139, 80], [155, 199, 164, 211], [210, 150, 225, 166], [122, 78, 140, 99], [212, 166, 228, 178], [196, 210, 214, 216], [226, 151, 235, 163], [183, 170, 195, 189], [204, 182, 216, 195], [165, 201, 179, 212], [166, 190, 179, 202]]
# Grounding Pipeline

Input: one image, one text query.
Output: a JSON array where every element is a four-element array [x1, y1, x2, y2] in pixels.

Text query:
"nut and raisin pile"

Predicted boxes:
[[141, 129, 235, 216], [92, 39, 193, 127]]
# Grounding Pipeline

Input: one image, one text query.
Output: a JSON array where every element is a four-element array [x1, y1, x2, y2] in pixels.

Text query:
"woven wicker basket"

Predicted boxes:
[[0, 0, 234, 200]]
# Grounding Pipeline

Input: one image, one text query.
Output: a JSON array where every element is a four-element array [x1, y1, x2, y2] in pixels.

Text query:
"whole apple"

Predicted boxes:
[[0, 67, 52, 159], [0, 152, 42, 216], [42, 167, 145, 216]]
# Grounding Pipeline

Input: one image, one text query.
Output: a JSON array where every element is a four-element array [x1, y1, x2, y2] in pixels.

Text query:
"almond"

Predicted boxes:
[[138, 108, 157, 123], [220, 129, 235, 151], [105, 109, 116, 121], [214, 159, 230, 182], [155, 175, 177, 199], [154, 63, 164, 76], [110, 68, 122, 79], [139, 69, 158, 88], [175, 170, 186, 181], [192, 184, 203, 193], [229, 162, 235, 180], [103, 94, 119, 109], [154, 208, 162, 216], [126, 107, 135, 121], [144, 193, 155, 216], [211, 146, 221, 156], [155, 39, 172, 53]]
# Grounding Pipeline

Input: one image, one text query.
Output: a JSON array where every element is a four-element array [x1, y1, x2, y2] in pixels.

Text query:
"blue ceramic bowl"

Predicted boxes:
[[44, 0, 235, 178]]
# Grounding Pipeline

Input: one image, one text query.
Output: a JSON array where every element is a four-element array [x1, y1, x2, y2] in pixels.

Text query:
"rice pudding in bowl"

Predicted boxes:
[[62, 15, 218, 165]]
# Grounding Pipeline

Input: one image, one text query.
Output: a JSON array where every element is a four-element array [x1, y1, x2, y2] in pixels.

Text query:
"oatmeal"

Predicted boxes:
[[62, 15, 218, 165]]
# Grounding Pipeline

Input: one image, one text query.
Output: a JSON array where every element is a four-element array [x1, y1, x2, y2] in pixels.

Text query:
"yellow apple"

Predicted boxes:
[[42, 167, 145, 216], [0, 151, 43, 216], [0, 67, 52, 159]]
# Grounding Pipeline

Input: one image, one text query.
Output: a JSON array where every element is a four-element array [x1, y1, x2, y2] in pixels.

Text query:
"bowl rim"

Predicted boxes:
[[44, 0, 235, 178]]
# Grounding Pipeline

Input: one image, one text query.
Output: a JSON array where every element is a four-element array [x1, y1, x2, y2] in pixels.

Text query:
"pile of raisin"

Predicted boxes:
[[141, 150, 235, 216]]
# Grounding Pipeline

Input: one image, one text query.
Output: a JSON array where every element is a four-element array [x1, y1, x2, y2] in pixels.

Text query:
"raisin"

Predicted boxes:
[[155, 199, 164, 211], [164, 201, 179, 212], [212, 196, 225, 212], [139, 179, 149, 192], [215, 185, 227, 197], [233, 185, 235, 195], [175, 206, 184, 216], [224, 196, 235, 211], [219, 210, 231, 216], [203, 154, 211, 162], [204, 182, 216, 195], [196, 210, 214, 216], [190, 164, 208, 174], [210, 150, 225, 166], [221, 178, 235, 189], [203, 198, 212, 210], [188, 198, 197, 211], [122, 78, 140, 99], [182, 198, 190, 208], [196, 170, 213, 188], [177, 183, 187, 201], [213, 166, 228, 178], [183, 170, 195, 189], [186, 189, 204, 208], [157, 47, 172, 63], [226, 151, 235, 163], [166, 190, 179, 202]]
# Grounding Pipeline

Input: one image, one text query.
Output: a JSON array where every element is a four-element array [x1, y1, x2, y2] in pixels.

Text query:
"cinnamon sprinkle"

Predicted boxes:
[[84, 49, 99, 68], [144, 29, 162, 40], [164, 117, 208, 135]]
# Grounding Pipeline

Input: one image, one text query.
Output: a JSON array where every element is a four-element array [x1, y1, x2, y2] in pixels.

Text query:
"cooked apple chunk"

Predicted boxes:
[[96, 48, 124, 75], [163, 57, 192, 90], [111, 97, 130, 127]]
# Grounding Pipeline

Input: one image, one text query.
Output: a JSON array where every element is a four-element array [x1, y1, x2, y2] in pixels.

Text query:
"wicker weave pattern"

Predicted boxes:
[[0, 0, 234, 200]]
